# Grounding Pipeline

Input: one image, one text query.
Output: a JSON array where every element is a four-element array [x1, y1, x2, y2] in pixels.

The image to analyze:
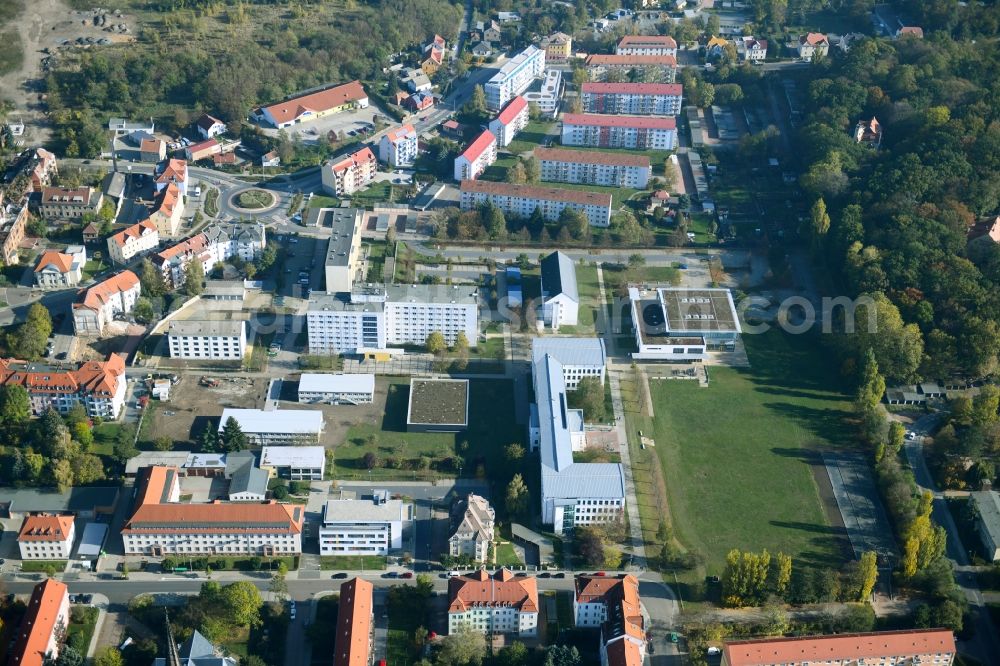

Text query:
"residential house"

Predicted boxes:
[[139, 138, 167, 163], [154, 158, 188, 196], [185, 138, 222, 162], [705, 35, 729, 59], [721, 629, 956, 666], [422, 34, 446, 75], [471, 41, 492, 58], [39, 187, 102, 220], [17, 514, 75, 560], [735, 37, 767, 61], [854, 117, 882, 149], [153, 222, 265, 288], [540, 251, 579, 329], [404, 92, 435, 113], [109, 118, 155, 135], [968, 216, 1000, 245], [0, 198, 28, 265], [34, 246, 86, 289], [261, 150, 281, 168], [540, 32, 572, 60], [873, 4, 923, 39], [448, 569, 539, 637], [148, 183, 184, 237], [378, 124, 419, 167], [402, 68, 433, 93], [574, 575, 646, 666], [252, 81, 369, 129], [797, 33, 829, 61], [453, 130, 497, 181], [483, 20, 501, 42], [107, 218, 159, 264], [441, 119, 463, 138], [8, 579, 70, 666], [152, 630, 237, 666], [321, 147, 378, 197], [449, 493, 495, 562], [101, 171, 127, 218], [81, 222, 101, 245], [72, 270, 141, 336], [616, 34, 677, 56], [334, 578, 374, 666], [459, 180, 612, 228], [195, 113, 227, 140], [9, 148, 59, 192], [488, 95, 529, 148], [0, 354, 128, 418]]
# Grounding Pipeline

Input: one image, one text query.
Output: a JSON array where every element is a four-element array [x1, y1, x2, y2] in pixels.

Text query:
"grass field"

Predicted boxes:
[[627, 331, 852, 579], [494, 541, 522, 567], [309, 195, 341, 209], [20, 561, 66, 572], [320, 555, 386, 570]]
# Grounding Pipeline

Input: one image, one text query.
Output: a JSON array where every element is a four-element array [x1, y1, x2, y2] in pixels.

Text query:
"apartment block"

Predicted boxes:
[[585, 54, 677, 83], [448, 569, 539, 637], [39, 187, 102, 220], [154, 158, 189, 196], [9, 580, 70, 666], [575, 575, 646, 666], [453, 130, 497, 181], [148, 182, 184, 238], [459, 179, 613, 227], [17, 515, 75, 560], [0, 354, 127, 419], [378, 124, 419, 167], [108, 218, 160, 264], [561, 113, 677, 150], [320, 491, 412, 555], [488, 96, 529, 148], [322, 146, 378, 197], [581, 82, 683, 116], [334, 578, 374, 666], [484, 45, 546, 111], [167, 319, 247, 360], [320, 208, 364, 292], [615, 34, 678, 56], [153, 222, 265, 289], [448, 493, 495, 562], [523, 69, 563, 117], [0, 200, 28, 265], [535, 147, 650, 189], [721, 629, 956, 666], [72, 270, 141, 336]]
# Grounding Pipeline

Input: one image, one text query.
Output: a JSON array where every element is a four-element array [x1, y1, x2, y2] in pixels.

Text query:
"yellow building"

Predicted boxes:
[[541, 32, 573, 60]]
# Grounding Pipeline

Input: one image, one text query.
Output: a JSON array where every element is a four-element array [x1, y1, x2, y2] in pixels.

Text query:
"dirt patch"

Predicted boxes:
[[78, 323, 146, 362]]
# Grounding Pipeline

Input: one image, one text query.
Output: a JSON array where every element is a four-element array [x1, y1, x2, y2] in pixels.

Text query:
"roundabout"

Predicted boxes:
[[236, 188, 275, 210], [224, 186, 284, 218]]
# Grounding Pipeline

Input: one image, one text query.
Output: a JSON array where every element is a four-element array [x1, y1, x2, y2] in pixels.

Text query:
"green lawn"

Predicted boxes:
[[559, 262, 599, 333], [494, 541, 522, 567], [66, 606, 99, 654], [20, 561, 66, 572], [309, 194, 341, 209], [506, 120, 556, 156], [470, 336, 505, 360], [350, 181, 394, 206], [627, 331, 852, 578], [320, 555, 386, 570]]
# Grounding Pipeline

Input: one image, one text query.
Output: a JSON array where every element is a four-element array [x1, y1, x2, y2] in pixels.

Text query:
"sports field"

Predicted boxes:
[[630, 331, 853, 575]]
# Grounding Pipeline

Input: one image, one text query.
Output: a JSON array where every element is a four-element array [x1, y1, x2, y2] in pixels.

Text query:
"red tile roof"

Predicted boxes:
[[581, 82, 682, 96], [448, 568, 539, 612], [460, 130, 496, 162], [18, 515, 74, 542], [74, 270, 140, 313], [41, 187, 92, 206], [722, 629, 957, 666], [576, 575, 643, 642], [586, 54, 677, 67], [186, 138, 219, 157], [10, 579, 69, 666], [495, 95, 528, 125], [154, 233, 208, 264], [617, 35, 677, 49], [535, 147, 649, 168], [155, 158, 188, 187], [331, 147, 377, 174], [260, 81, 367, 126], [461, 180, 612, 207], [562, 113, 676, 130], [385, 124, 417, 144], [334, 578, 374, 666], [110, 219, 158, 248], [605, 638, 643, 666], [801, 32, 828, 46], [34, 250, 73, 274], [0, 355, 126, 398], [140, 138, 164, 153]]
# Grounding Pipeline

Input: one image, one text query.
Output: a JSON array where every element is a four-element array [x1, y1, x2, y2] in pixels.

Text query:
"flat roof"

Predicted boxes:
[[407, 378, 470, 426], [488, 45, 542, 84], [219, 408, 324, 435], [0, 487, 120, 514], [168, 319, 245, 338], [657, 288, 740, 334], [299, 373, 375, 395], [125, 451, 192, 476], [384, 283, 479, 305], [532, 337, 606, 369], [974, 491, 1000, 549], [203, 280, 246, 297], [319, 208, 363, 267], [308, 292, 385, 314], [324, 498, 411, 523], [260, 445, 327, 469], [77, 522, 108, 557]]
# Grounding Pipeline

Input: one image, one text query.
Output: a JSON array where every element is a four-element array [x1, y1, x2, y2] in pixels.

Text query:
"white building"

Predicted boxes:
[[484, 45, 546, 111], [615, 34, 678, 56], [219, 408, 324, 444], [378, 124, 419, 167], [122, 465, 304, 556], [34, 246, 85, 289], [196, 114, 227, 140], [453, 130, 497, 182], [532, 337, 606, 390], [459, 180, 613, 228], [561, 114, 677, 150], [72, 270, 141, 336], [167, 319, 247, 360], [534, 352, 625, 535], [575, 574, 646, 666], [736, 36, 768, 61], [108, 219, 160, 264], [448, 569, 539, 637], [449, 494, 495, 562], [797, 33, 829, 61], [320, 491, 413, 555], [322, 146, 378, 197], [307, 284, 480, 355], [540, 251, 579, 329], [298, 373, 375, 404], [522, 69, 563, 117], [0, 354, 128, 419], [488, 96, 529, 148], [260, 446, 327, 481], [17, 514, 75, 560], [536, 147, 650, 189], [628, 286, 742, 360], [584, 54, 678, 83], [154, 158, 189, 197], [154, 223, 265, 289], [320, 208, 364, 293], [580, 82, 683, 116]]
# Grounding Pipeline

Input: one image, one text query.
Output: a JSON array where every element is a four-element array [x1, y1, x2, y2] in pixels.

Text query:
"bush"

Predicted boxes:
[[272, 485, 289, 500], [289, 481, 310, 495]]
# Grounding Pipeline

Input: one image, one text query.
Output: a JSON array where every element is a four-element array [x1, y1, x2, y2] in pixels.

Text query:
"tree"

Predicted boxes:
[[523, 156, 540, 184], [220, 416, 248, 452], [222, 581, 264, 627], [270, 561, 289, 602], [722, 548, 772, 607], [452, 331, 470, 371], [9, 303, 53, 359], [468, 85, 487, 114], [575, 526, 605, 566], [856, 348, 886, 413], [436, 629, 486, 666], [497, 641, 529, 666], [857, 551, 878, 601], [559, 207, 590, 241], [138, 259, 166, 297], [568, 376, 606, 422], [426, 331, 446, 354], [770, 551, 793, 596], [272, 484, 289, 500], [49, 458, 74, 492], [93, 647, 124, 666], [505, 473, 529, 518], [809, 197, 830, 252], [504, 442, 525, 462], [52, 646, 84, 666], [363, 452, 381, 469], [183, 259, 205, 296], [112, 428, 138, 464], [507, 161, 526, 184], [0, 385, 31, 425], [543, 645, 581, 666], [133, 297, 155, 324], [153, 436, 173, 452]]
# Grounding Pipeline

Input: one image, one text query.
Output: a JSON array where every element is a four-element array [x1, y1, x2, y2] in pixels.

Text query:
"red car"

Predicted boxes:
[[401, 572, 413, 579], [594, 571, 607, 577]]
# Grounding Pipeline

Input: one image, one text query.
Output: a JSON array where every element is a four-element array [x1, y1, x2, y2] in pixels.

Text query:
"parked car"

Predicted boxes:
[[383, 571, 399, 579], [332, 572, 348, 579], [400, 572, 413, 579]]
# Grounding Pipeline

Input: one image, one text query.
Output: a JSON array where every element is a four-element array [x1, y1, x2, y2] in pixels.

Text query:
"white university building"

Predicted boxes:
[[540, 251, 579, 329], [167, 319, 247, 360], [320, 490, 413, 555], [298, 373, 375, 404], [218, 408, 324, 444], [484, 45, 546, 111]]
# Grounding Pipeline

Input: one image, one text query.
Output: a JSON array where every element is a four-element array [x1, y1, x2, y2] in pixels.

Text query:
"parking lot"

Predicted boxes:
[[824, 451, 898, 561]]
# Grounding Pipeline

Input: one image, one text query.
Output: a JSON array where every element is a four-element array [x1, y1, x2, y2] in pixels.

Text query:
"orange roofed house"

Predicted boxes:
[[18, 514, 76, 560], [121, 465, 304, 555], [321, 146, 378, 197], [107, 218, 159, 265], [72, 270, 141, 336], [9, 579, 70, 666], [0, 354, 127, 418], [721, 628, 956, 666], [33, 245, 86, 289], [253, 81, 369, 130], [448, 568, 539, 637], [147, 182, 185, 237], [574, 574, 645, 666], [334, 577, 374, 666]]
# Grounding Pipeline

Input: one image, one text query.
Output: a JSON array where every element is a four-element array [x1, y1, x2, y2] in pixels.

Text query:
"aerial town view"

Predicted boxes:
[[0, 0, 997, 665]]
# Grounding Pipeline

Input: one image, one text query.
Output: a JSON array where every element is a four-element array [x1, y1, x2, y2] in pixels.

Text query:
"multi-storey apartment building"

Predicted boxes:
[[448, 569, 539, 637], [484, 45, 546, 111], [561, 114, 677, 151], [167, 319, 247, 360], [453, 130, 497, 181], [581, 82, 683, 116], [153, 223, 265, 288], [39, 187, 102, 220], [9, 580, 70, 666], [322, 146, 378, 197], [307, 284, 480, 354], [615, 34, 678, 56], [334, 578, 374, 666], [154, 158, 189, 196], [721, 629, 956, 666], [535, 147, 650, 189], [574, 574, 646, 666], [0, 354, 127, 418], [122, 466, 304, 556], [459, 180, 613, 228], [33, 246, 85, 289], [585, 54, 677, 83], [72, 270, 141, 336], [0, 198, 28, 265], [488, 96, 529, 148], [108, 218, 160, 264], [378, 124, 419, 167], [148, 182, 184, 237], [320, 491, 412, 555], [448, 493, 495, 562], [523, 69, 563, 117], [17, 515, 76, 560]]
